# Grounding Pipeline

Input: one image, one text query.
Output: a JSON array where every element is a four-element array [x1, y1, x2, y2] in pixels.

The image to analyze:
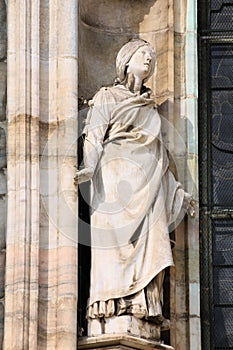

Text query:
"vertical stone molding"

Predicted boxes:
[[4, 1, 78, 350], [0, 0, 7, 348], [185, 1, 200, 349], [169, 1, 200, 349], [38, 0, 78, 349], [4, 0, 40, 348]]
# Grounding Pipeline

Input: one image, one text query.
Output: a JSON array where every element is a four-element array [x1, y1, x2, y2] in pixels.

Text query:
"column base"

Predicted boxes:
[[78, 334, 174, 350]]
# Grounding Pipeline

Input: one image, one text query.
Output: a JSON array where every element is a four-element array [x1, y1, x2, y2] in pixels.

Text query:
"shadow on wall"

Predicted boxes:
[[78, 0, 158, 100]]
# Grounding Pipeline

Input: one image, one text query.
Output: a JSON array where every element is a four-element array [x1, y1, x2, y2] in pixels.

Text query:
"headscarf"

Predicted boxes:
[[115, 39, 156, 84]]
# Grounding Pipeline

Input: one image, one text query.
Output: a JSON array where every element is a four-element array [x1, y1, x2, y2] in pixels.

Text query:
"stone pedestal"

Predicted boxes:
[[78, 334, 174, 350], [88, 316, 160, 341]]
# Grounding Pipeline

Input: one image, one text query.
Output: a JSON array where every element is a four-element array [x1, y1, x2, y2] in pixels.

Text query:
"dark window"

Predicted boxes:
[[198, 1, 233, 349]]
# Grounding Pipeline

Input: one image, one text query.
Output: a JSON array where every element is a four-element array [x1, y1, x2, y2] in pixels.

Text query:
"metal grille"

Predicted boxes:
[[211, 1, 233, 31], [214, 307, 233, 348], [211, 46, 233, 208], [198, 1, 233, 349], [212, 220, 233, 349], [212, 220, 233, 266]]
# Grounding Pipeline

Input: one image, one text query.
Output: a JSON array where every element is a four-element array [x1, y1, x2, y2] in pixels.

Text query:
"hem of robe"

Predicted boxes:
[[88, 270, 165, 319], [87, 297, 148, 320], [88, 262, 174, 307]]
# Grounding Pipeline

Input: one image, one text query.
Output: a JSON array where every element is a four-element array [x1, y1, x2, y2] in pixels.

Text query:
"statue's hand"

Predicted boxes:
[[134, 92, 154, 105], [183, 193, 198, 218], [187, 198, 198, 218], [74, 167, 94, 185]]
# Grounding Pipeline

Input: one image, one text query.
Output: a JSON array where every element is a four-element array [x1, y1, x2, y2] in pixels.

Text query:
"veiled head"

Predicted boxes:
[[116, 39, 156, 83]]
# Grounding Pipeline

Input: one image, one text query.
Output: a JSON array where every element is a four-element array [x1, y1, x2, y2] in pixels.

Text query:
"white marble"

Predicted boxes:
[[78, 334, 174, 350], [4, 1, 78, 350], [88, 316, 160, 340], [76, 40, 196, 345]]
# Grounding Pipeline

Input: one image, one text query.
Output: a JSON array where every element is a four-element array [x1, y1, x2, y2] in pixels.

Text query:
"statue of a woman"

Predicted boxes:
[[75, 39, 196, 329]]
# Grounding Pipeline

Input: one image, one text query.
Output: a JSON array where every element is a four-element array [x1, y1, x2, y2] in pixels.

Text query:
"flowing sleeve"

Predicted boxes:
[[164, 169, 185, 226], [82, 88, 113, 175]]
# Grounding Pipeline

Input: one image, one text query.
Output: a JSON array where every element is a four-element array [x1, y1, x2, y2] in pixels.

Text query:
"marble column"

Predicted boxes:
[[38, 1, 78, 349], [169, 0, 200, 349], [185, 1, 200, 349], [0, 0, 7, 348], [4, 0, 41, 348], [169, 3, 190, 347], [4, 1, 78, 349]]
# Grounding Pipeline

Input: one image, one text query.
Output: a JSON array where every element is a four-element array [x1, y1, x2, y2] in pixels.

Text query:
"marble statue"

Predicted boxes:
[[74, 39, 196, 331]]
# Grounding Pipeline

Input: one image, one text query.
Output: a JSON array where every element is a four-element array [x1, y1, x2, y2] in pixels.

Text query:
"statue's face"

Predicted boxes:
[[127, 45, 156, 81]]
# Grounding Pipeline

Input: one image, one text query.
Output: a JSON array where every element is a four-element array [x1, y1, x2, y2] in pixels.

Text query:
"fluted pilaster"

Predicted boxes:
[[4, 1, 78, 349]]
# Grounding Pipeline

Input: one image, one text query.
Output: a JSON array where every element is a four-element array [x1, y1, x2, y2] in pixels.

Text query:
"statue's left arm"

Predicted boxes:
[[165, 168, 198, 224], [74, 88, 112, 185]]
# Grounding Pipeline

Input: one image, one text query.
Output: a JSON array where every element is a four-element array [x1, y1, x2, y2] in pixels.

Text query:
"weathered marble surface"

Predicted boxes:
[[170, 1, 200, 350], [0, 63, 7, 121], [0, 127, 6, 169], [4, 1, 78, 350], [78, 0, 172, 105], [0, 0, 7, 60], [1, 0, 199, 349], [78, 334, 174, 350], [78, 1, 199, 348], [88, 316, 160, 341], [0, 303, 4, 350], [0, 0, 6, 347]]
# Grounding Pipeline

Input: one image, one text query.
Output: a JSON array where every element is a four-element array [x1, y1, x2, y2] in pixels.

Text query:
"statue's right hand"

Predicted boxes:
[[74, 167, 94, 185], [182, 192, 198, 218]]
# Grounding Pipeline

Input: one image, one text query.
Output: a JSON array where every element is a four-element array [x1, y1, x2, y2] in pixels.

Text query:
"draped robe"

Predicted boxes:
[[82, 85, 184, 318]]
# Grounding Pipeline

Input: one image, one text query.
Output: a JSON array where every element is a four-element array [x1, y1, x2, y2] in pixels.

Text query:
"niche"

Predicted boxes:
[[77, 0, 172, 341]]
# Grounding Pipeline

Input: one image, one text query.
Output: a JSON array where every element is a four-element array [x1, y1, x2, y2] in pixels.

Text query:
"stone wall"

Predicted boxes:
[[170, 1, 200, 349], [0, 0, 7, 348]]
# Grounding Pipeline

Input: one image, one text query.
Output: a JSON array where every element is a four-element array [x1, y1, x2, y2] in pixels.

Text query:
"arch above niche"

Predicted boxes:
[[79, 0, 168, 33], [78, 0, 171, 103]]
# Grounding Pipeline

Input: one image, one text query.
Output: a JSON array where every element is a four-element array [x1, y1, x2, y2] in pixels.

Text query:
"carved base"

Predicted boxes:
[[78, 334, 174, 350], [88, 316, 160, 340]]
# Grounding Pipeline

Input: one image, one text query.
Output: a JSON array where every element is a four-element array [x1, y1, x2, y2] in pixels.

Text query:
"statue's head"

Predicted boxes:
[[116, 39, 156, 84]]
